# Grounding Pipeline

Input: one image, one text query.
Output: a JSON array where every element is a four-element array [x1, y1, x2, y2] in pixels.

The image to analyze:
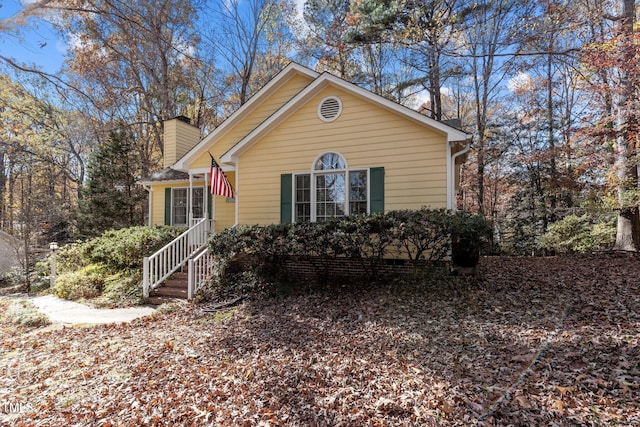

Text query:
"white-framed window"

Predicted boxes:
[[294, 152, 368, 222], [171, 187, 204, 226]]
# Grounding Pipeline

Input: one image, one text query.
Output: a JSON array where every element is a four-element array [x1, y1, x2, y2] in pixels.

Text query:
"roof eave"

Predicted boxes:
[[174, 62, 320, 170], [222, 72, 474, 161]]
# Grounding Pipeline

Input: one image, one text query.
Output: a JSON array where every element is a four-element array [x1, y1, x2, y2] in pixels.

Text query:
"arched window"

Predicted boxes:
[[294, 152, 368, 222], [314, 152, 346, 170]]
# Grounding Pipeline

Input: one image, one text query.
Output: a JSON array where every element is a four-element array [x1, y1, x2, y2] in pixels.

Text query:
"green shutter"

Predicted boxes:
[[164, 188, 172, 225], [370, 167, 384, 214], [280, 174, 292, 223]]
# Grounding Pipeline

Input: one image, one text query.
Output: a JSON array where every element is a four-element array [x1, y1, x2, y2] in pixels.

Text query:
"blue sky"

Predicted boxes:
[[0, 0, 309, 76], [1, 0, 67, 73]]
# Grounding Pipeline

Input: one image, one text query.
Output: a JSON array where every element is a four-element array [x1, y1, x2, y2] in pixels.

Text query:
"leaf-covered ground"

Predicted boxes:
[[1, 253, 639, 426]]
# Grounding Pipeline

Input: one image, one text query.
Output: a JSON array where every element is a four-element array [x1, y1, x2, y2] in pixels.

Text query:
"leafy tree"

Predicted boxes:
[[0, 72, 81, 289], [609, 0, 639, 250], [580, 0, 640, 250], [56, 0, 209, 175], [400, 0, 465, 120], [342, 0, 408, 97], [460, 0, 530, 215], [302, 0, 359, 79]]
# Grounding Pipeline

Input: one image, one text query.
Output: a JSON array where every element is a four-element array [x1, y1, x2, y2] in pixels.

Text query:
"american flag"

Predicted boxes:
[[209, 155, 234, 198]]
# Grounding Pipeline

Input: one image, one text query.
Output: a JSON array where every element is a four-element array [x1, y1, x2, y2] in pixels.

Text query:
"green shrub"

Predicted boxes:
[[57, 226, 182, 273], [5, 299, 50, 327], [209, 208, 490, 282], [389, 209, 453, 263], [541, 214, 615, 253], [56, 242, 88, 273], [82, 225, 182, 270], [54, 264, 107, 300], [94, 272, 144, 307], [50, 225, 181, 304]]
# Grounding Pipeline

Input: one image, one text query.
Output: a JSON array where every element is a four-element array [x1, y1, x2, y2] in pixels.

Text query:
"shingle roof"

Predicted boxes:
[[139, 167, 189, 183]]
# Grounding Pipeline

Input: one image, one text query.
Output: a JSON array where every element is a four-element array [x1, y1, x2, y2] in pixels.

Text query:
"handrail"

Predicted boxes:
[[188, 247, 216, 299], [143, 218, 209, 298]]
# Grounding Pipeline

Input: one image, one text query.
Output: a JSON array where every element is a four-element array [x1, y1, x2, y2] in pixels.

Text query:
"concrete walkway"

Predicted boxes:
[[28, 295, 156, 325]]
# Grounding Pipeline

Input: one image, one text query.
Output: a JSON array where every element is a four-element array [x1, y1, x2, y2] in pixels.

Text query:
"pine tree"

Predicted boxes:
[[75, 128, 145, 237]]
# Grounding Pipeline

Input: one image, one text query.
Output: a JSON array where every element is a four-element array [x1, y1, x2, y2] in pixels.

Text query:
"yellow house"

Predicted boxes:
[[139, 62, 471, 231], [139, 62, 471, 299]]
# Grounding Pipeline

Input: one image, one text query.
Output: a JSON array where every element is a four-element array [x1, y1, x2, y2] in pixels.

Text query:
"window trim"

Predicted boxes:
[[170, 186, 204, 226], [292, 153, 370, 222]]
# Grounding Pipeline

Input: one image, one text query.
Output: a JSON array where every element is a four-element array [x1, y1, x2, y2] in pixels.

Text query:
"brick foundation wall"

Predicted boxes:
[[231, 254, 443, 284]]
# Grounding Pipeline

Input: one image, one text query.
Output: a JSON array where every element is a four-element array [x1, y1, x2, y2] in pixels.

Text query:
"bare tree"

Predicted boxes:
[[461, 0, 525, 214], [611, 0, 639, 250], [204, 0, 286, 106]]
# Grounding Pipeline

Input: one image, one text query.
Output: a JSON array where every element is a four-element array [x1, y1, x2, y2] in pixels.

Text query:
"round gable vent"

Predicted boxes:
[[318, 96, 342, 122]]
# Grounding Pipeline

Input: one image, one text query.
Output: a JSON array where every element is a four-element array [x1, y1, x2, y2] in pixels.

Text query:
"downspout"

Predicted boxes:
[[449, 140, 472, 211], [233, 159, 239, 227]]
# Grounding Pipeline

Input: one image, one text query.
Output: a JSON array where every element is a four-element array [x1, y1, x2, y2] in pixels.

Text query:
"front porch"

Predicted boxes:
[[139, 164, 237, 303], [140, 167, 237, 231]]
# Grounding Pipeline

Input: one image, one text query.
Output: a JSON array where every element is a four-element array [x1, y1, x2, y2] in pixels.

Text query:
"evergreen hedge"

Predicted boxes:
[[209, 209, 491, 282]]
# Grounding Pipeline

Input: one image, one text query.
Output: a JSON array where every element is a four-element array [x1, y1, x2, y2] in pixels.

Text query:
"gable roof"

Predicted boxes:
[[173, 62, 319, 171], [220, 71, 472, 164]]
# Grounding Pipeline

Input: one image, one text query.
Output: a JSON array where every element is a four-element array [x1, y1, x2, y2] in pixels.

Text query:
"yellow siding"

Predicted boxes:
[[149, 182, 173, 226], [212, 172, 236, 232], [164, 119, 200, 168], [237, 87, 448, 225], [188, 73, 315, 169]]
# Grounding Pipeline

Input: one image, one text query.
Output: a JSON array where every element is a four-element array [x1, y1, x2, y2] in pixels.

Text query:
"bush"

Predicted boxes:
[[541, 214, 615, 253], [209, 208, 490, 283], [56, 242, 88, 273], [95, 272, 144, 307], [81, 225, 182, 270], [54, 264, 107, 300], [51, 225, 182, 304], [389, 209, 454, 263], [450, 211, 493, 267], [5, 299, 50, 327]]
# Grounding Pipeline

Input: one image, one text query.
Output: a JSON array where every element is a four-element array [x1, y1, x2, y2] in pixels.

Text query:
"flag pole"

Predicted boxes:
[[209, 152, 216, 232], [209, 151, 235, 232]]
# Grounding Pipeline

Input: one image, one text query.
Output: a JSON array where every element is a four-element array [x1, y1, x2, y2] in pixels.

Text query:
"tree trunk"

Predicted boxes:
[[613, 0, 639, 251], [0, 151, 5, 228], [615, 207, 640, 251], [546, 46, 557, 224]]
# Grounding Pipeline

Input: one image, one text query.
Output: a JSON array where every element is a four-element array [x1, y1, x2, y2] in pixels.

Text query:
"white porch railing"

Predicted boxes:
[[188, 247, 216, 299], [143, 218, 210, 298], [190, 218, 215, 229]]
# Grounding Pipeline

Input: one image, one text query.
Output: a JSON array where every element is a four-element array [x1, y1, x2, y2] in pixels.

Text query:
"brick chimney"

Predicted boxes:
[[163, 116, 200, 168]]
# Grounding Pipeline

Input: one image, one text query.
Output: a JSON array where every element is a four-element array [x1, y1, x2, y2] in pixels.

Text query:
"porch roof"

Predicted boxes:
[[138, 167, 189, 184]]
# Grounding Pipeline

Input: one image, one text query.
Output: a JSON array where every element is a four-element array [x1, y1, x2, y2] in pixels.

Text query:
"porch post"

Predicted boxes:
[[212, 188, 217, 233], [188, 173, 193, 225], [204, 171, 210, 233]]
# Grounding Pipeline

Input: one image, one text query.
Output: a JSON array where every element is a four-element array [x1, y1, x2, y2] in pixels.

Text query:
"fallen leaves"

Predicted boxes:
[[0, 252, 639, 425]]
